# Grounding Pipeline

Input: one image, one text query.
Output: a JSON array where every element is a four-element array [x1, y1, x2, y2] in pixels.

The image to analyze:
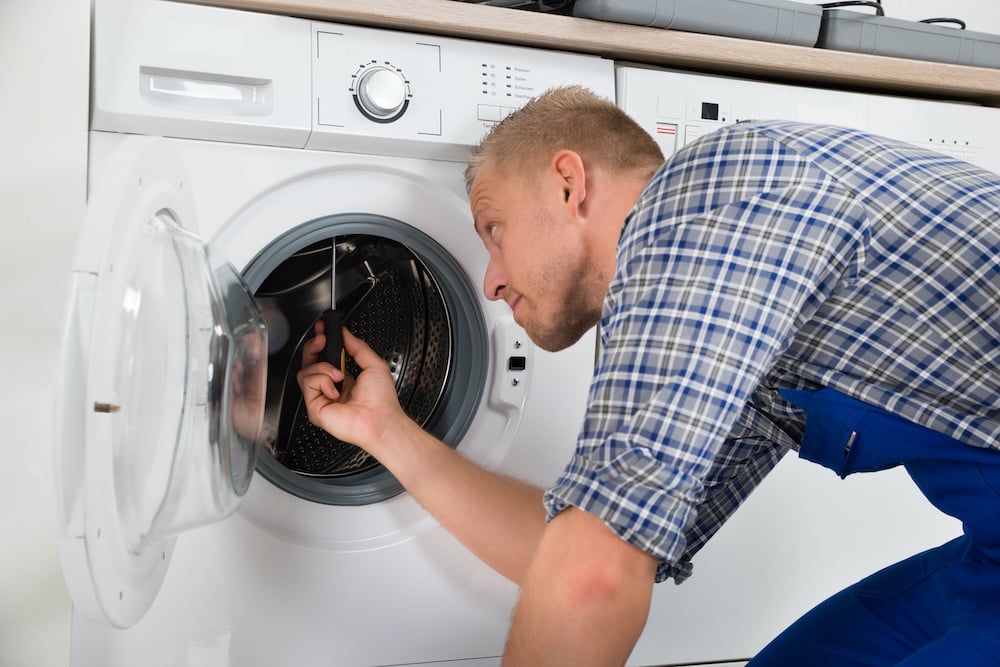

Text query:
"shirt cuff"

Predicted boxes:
[[543, 445, 699, 583]]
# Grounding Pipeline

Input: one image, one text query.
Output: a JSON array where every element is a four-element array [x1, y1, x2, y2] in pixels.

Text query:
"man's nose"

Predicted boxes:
[[483, 257, 508, 302]]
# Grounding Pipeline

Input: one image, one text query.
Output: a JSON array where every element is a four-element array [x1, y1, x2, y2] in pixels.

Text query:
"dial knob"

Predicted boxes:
[[354, 65, 409, 122]]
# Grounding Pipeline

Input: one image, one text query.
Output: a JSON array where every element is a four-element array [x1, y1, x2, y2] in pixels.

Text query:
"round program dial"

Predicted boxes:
[[353, 63, 410, 123]]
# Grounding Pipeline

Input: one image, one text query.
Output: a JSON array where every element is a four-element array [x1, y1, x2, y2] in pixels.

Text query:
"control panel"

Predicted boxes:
[[618, 66, 1000, 174], [91, 0, 614, 161], [309, 23, 614, 161]]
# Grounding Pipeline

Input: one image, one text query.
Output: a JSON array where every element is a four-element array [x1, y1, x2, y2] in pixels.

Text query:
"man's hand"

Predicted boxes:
[[297, 323, 552, 587], [296, 323, 407, 452]]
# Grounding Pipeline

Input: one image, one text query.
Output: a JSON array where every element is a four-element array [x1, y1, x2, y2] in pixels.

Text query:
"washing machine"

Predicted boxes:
[[55, 1, 614, 665]]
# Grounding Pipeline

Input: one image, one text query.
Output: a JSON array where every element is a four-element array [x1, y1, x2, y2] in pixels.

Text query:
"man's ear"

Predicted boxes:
[[551, 149, 587, 217]]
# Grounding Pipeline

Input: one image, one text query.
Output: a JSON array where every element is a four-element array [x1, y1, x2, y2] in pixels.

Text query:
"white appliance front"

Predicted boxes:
[[618, 66, 1000, 666], [59, 1, 615, 665]]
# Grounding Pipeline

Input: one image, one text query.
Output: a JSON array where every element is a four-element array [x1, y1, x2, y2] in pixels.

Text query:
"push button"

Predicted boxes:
[[507, 356, 527, 371], [478, 104, 502, 122], [684, 124, 702, 146], [655, 122, 678, 155]]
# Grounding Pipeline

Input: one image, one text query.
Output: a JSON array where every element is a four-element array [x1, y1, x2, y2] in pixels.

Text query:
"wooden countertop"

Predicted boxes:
[[178, 0, 1000, 106]]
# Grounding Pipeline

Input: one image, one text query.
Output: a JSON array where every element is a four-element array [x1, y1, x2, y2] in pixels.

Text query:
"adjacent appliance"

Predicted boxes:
[[618, 65, 1000, 172], [56, 1, 613, 665], [618, 64, 997, 666]]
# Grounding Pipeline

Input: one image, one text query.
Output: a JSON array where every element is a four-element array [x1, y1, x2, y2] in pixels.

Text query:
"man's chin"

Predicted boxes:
[[526, 321, 592, 353]]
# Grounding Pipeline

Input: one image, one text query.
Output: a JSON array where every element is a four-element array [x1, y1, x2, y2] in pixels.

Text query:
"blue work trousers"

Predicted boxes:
[[748, 388, 1000, 666]]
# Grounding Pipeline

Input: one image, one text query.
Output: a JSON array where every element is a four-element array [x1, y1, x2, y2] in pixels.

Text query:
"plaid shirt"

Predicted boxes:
[[544, 121, 1000, 583]]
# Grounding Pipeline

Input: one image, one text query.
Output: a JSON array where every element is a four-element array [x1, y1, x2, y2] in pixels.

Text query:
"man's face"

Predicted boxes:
[[469, 161, 604, 352]]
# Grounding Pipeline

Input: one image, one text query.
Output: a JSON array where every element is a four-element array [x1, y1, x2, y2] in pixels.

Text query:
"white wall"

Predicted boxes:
[[0, 1, 996, 667], [0, 1, 88, 666]]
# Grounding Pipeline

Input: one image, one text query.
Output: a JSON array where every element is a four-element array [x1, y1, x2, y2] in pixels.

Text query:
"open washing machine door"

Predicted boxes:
[[54, 137, 268, 629]]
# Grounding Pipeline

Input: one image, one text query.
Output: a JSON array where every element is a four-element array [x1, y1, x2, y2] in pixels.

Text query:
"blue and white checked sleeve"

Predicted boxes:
[[543, 125, 872, 581]]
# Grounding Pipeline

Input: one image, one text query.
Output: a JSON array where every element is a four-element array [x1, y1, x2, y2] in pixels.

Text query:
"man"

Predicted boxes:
[[298, 86, 1000, 665]]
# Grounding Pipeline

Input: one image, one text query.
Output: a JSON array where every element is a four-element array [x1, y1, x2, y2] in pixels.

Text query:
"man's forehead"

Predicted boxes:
[[472, 159, 501, 185], [470, 165, 502, 207]]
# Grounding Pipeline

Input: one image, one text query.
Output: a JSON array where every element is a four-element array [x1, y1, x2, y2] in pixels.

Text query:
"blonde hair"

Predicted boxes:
[[464, 85, 664, 195]]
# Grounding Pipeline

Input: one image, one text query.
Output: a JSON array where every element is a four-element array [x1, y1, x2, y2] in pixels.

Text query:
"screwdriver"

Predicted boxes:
[[322, 239, 346, 391]]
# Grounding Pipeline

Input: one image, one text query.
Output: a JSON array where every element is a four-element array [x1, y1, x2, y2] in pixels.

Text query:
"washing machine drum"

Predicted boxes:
[[249, 221, 487, 506], [279, 237, 451, 477]]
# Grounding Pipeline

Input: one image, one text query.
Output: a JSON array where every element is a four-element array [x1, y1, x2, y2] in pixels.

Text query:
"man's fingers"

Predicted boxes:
[[298, 363, 344, 401], [302, 326, 326, 366], [343, 328, 389, 371]]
